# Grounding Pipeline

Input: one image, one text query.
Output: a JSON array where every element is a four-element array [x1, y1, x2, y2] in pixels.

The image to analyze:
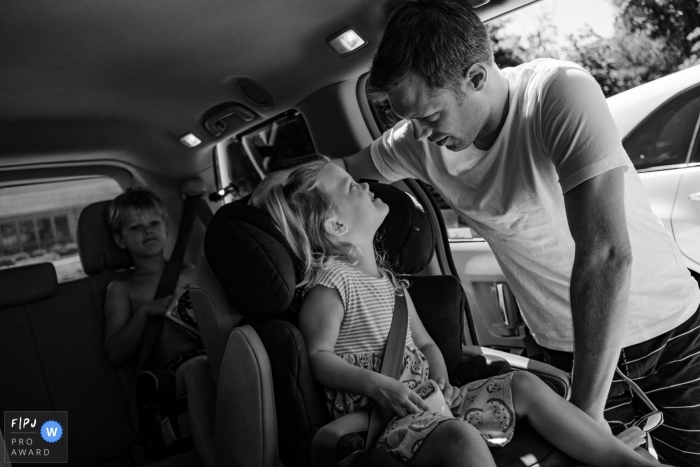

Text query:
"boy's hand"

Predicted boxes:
[[373, 376, 430, 418], [138, 295, 175, 318], [436, 377, 462, 407]]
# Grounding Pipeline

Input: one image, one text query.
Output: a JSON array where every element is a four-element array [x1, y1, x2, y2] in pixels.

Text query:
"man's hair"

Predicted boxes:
[[107, 187, 168, 235], [367, 0, 493, 100]]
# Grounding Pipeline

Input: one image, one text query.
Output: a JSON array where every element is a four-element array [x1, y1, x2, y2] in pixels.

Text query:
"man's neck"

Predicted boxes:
[[473, 66, 510, 151]]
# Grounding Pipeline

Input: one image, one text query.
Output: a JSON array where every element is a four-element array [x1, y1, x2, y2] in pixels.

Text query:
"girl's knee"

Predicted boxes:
[[511, 371, 547, 416], [440, 420, 482, 449]]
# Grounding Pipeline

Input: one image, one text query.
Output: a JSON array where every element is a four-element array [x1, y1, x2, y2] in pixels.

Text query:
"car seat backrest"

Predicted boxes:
[[196, 183, 435, 375], [0, 263, 135, 466]]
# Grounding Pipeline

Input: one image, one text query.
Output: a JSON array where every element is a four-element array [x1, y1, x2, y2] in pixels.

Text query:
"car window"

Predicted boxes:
[[366, 93, 483, 241], [222, 110, 317, 201], [623, 87, 700, 171], [0, 178, 123, 282]]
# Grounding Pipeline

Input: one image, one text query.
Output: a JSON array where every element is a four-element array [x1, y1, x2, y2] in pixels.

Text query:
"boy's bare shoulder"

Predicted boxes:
[[106, 278, 129, 295]]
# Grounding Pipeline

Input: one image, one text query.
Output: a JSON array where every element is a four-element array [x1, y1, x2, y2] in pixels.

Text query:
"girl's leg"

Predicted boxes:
[[511, 371, 660, 467], [408, 420, 497, 467], [176, 356, 217, 467]]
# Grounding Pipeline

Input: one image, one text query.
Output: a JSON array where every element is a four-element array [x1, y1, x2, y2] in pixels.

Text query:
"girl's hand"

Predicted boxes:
[[436, 377, 462, 407], [373, 376, 430, 418]]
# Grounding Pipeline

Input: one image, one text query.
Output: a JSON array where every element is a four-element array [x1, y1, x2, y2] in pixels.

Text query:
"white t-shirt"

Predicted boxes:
[[371, 58, 700, 351]]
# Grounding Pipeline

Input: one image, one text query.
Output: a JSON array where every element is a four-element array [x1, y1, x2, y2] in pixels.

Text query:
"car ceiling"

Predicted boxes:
[[0, 0, 534, 179]]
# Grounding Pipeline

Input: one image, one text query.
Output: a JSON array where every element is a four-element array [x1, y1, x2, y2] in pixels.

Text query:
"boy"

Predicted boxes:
[[103, 188, 214, 467]]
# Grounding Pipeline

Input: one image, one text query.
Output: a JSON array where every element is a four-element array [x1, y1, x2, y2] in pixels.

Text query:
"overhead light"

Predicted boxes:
[[327, 27, 367, 56], [179, 133, 201, 148]]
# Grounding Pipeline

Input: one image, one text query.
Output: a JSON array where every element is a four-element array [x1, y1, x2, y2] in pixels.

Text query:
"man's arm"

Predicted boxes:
[[564, 166, 633, 422], [335, 146, 390, 184]]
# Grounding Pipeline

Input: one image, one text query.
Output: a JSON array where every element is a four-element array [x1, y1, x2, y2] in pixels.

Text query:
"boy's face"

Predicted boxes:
[[113, 207, 168, 258]]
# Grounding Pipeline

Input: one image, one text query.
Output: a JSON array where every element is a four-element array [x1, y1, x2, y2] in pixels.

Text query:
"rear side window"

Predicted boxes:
[[222, 110, 317, 201], [366, 94, 482, 241], [0, 178, 123, 283], [624, 87, 700, 171]]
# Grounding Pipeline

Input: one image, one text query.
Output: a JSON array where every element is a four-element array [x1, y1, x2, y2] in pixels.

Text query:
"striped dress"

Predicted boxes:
[[310, 260, 516, 462], [311, 261, 428, 419]]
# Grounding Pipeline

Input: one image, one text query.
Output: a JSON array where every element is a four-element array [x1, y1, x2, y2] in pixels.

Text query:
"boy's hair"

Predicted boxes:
[[107, 187, 168, 235], [366, 0, 493, 100], [264, 158, 406, 291]]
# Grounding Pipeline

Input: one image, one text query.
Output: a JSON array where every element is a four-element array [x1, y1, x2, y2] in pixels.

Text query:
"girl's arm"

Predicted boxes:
[[300, 284, 429, 416], [405, 290, 460, 405]]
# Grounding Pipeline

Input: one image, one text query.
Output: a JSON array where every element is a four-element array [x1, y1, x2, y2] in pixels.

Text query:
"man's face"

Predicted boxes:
[[387, 74, 487, 152]]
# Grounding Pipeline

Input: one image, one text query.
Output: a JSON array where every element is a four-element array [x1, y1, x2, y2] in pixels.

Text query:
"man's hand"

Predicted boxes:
[[138, 295, 174, 318], [615, 426, 648, 450], [249, 169, 292, 209]]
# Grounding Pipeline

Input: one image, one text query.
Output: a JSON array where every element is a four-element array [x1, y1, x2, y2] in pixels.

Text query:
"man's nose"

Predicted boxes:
[[412, 120, 431, 141]]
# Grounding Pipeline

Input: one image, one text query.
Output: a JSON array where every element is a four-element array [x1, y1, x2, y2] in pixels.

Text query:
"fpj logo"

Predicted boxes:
[[4, 411, 68, 463]]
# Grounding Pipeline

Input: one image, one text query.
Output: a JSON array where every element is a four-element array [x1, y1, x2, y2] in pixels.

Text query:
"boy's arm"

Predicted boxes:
[[103, 280, 172, 366]]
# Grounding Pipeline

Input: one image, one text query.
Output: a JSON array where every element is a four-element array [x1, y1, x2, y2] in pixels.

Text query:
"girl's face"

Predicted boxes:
[[319, 163, 389, 244]]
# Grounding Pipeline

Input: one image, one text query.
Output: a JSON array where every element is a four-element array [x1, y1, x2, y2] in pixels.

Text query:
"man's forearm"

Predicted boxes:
[[569, 248, 632, 421]]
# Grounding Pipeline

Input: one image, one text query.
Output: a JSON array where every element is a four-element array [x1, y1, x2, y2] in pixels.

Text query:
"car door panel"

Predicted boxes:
[[671, 166, 700, 269]]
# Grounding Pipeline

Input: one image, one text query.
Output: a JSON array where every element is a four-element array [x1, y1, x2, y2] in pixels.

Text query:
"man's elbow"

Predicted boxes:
[[583, 243, 633, 273]]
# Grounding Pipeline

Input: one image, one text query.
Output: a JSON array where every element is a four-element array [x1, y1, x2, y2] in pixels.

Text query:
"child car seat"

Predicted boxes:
[[192, 182, 576, 467]]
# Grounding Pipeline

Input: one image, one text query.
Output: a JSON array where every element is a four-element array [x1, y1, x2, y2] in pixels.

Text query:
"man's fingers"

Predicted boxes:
[[616, 427, 646, 449]]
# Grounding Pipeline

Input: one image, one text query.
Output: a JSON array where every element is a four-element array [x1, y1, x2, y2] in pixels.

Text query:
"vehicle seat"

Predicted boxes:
[[76, 199, 211, 467], [194, 182, 576, 467]]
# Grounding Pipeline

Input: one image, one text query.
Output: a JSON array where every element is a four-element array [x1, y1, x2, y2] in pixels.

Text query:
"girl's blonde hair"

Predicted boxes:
[[264, 158, 406, 292]]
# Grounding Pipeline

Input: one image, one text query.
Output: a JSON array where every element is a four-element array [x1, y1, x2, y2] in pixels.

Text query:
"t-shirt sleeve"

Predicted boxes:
[[370, 120, 429, 182], [312, 263, 350, 312], [540, 66, 630, 194]]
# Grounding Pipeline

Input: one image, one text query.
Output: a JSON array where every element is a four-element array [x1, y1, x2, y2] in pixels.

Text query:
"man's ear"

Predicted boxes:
[[464, 62, 488, 93], [323, 217, 349, 237], [113, 233, 126, 249]]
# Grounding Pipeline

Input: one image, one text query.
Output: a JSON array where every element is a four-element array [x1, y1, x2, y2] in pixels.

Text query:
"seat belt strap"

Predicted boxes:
[[310, 293, 408, 466], [129, 193, 204, 432], [365, 293, 408, 450]]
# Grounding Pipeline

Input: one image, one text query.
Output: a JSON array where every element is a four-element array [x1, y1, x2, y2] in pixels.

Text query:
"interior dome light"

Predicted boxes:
[[179, 133, 202, 148], [327, 28, 367, 56]]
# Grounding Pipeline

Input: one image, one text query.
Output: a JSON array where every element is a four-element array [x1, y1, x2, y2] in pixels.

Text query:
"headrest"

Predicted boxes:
[[0, 263, 58, 308], [77, 200, 134, 275], [204, 182, 434, 317]]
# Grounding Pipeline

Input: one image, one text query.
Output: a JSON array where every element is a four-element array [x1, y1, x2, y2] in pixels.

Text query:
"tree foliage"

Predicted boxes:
[[489, 0, 700, 97]]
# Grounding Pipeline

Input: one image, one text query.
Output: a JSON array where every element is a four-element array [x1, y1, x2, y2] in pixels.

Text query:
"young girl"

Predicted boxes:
[[263, 159, 661, 467]]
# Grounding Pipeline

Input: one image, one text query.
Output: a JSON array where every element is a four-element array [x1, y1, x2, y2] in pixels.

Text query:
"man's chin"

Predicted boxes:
[[446, 140, 469, 152]]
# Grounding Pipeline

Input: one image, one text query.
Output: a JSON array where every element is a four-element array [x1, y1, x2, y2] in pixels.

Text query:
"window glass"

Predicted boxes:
[[0, 178, 123, 282], [224, 110, 317, 201], [623, 90, 700, 171], [366, 93, 483, 241]]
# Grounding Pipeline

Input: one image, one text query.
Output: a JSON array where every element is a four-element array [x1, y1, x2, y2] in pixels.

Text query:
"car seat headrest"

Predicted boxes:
[[0, 263, 58, 308], [204, 182, 434, 317], [77, 200, 134, 275], [370, 183, 434, 275]]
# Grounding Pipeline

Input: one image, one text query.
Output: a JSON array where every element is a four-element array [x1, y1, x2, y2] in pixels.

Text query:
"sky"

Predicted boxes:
[[499, 0, 618, 39]]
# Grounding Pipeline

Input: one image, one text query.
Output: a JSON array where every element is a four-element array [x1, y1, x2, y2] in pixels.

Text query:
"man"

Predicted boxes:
[[251, 1, 700, 463], [335, 1, 700, 465]]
